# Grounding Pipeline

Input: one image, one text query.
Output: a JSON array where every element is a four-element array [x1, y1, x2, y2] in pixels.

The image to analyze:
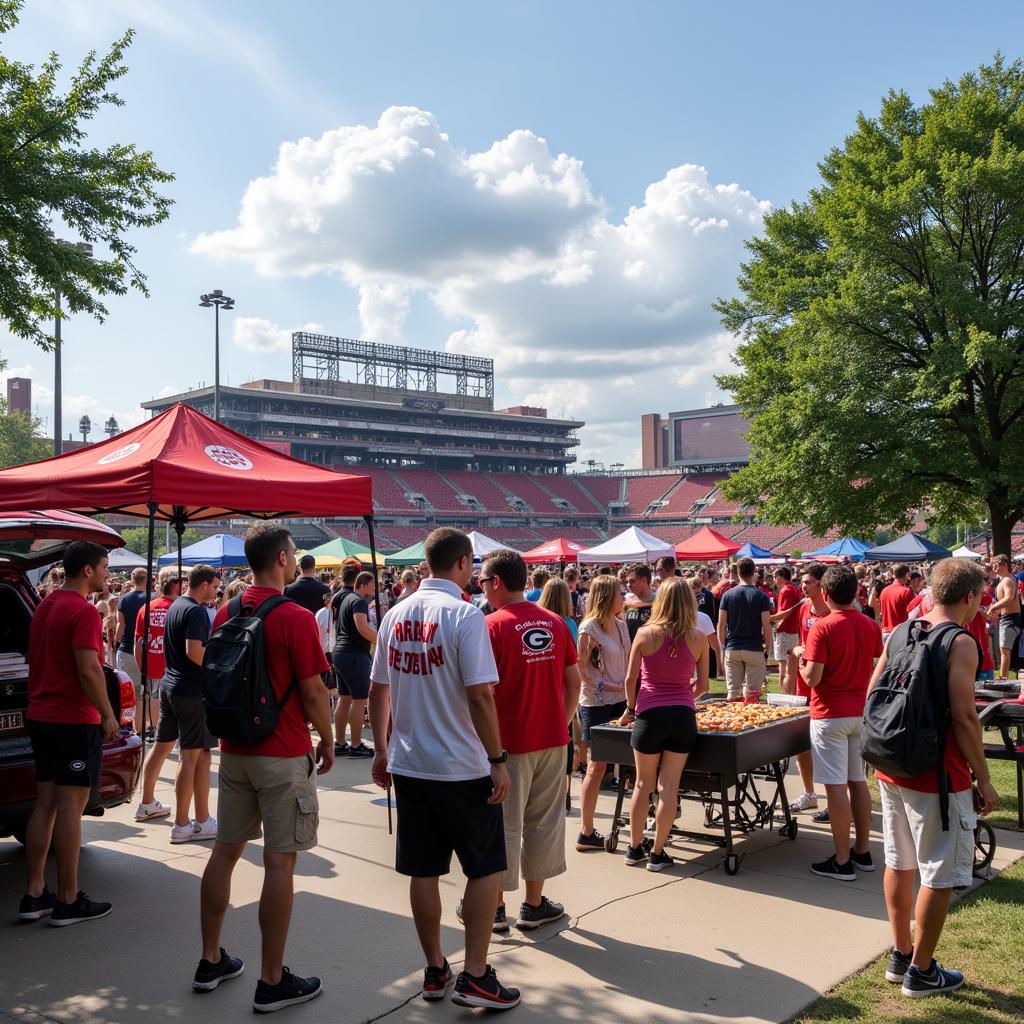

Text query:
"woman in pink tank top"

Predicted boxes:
[[620, 579, 709, 871]]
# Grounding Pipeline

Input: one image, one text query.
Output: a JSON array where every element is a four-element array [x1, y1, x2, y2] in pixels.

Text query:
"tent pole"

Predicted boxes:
[[175, 507, 185, 585], [365, 514, 381, 625], [139, 503, 157, 745]]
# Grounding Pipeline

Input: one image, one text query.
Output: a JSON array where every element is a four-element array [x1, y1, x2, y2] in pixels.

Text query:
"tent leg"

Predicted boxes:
[[175, 509, 185, 584], [139, 503, 157, 747], [365, 514, 381, 624]]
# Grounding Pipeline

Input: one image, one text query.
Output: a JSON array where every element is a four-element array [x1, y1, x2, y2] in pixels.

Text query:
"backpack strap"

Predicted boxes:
[[922, 620, 967, 831], [250, 594, 299, 711], [228, 594, 244, 619]]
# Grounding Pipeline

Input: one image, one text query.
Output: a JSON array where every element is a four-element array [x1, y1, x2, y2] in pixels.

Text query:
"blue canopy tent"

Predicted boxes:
[[157, 533, 248, 568], [734, 541, 777, 561], [805, 537, 871, 562], [863, 532, 952, 562]]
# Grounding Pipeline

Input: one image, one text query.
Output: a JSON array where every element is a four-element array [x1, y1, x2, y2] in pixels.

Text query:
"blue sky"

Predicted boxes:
[[2, 1, 1020, 465]]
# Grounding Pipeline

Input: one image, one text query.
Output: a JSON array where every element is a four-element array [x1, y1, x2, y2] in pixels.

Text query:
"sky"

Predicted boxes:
[[2, 0, 1022, 467]]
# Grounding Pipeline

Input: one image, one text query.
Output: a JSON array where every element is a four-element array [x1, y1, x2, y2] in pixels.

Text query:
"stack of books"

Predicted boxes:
[[0, 652, 28, 679]]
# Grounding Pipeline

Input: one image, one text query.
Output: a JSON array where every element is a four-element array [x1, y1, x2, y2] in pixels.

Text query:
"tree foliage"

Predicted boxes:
[[716, 55, 1024, 554], [0, 394, 49, 468], [120, 525, 201, 560], [0, 0, 173, 349]]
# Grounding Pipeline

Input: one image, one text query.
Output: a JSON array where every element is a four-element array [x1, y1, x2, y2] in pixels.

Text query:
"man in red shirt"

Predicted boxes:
[[481, 549, 580, 933], [196, 523, 334, 1012], [801, 565, 883, 881], [769, 566, 802, 695], [879, 564, 915, 641], [133, 567, 181, 822], [867, 558, 998, 997], [20, 542, 118, 926]]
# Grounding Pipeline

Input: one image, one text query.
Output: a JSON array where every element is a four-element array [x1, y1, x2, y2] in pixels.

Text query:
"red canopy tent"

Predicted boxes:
[[520, 537, 586, 564], [0, 403, 374, 728], [675, 526, 742, 561]]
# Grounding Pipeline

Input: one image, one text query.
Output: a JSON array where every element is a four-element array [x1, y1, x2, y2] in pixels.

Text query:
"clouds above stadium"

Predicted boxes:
[[193, 106, 770, 461]]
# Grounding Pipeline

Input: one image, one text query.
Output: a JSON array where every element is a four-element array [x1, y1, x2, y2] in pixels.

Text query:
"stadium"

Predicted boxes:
[[136, 332, 844, 556]]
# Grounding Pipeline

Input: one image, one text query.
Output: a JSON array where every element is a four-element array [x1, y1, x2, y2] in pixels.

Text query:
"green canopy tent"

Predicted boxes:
[[386, 540, 426, 566], [304, 536, 379, 564]]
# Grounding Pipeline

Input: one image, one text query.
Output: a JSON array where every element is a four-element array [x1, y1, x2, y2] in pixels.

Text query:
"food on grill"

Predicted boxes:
[[696, 703, 805, 733]]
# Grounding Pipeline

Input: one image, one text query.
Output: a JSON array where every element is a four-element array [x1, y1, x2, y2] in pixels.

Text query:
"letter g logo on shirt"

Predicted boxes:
[[521, 627, 554, 654]]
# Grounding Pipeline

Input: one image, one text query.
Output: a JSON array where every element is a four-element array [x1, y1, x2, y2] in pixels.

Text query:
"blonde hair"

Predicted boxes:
[[647, 577, 697, 653], [582, 574, 620, 631], [219, 578, 246, 607], [538, 578, 572, 620]]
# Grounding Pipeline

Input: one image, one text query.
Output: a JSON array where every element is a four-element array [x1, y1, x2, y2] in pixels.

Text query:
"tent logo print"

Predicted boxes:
[[204, 445, 254, 471], [97, 443, 141, 465]]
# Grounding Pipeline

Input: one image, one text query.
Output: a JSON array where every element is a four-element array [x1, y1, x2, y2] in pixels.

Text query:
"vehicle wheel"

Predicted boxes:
[[973, 820, 996, 876], [604, 831, 619, 853], [784, 820, 798, 841], [724, 853, 741, 875]]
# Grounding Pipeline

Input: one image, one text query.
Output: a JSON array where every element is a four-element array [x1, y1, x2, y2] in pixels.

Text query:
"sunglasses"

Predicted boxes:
[[479, 576, 497, 586]]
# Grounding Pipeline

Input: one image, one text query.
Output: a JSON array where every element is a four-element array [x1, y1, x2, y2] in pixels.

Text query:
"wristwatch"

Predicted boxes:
[[487, 750, 509, 765]]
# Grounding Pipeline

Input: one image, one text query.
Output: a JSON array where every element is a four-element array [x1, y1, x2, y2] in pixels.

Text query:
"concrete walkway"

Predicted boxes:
[[2, 750, 1021, 1024]]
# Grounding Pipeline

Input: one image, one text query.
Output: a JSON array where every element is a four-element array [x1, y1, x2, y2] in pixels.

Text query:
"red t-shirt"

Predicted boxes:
[[875, 732, 973, 794], [967, 610, 995, 673], [776, 583, 802, 634], [712, 580, 735, 601], [213, 586, 330, 758], [28, 590, 104, 725], [879, 582, 914, 631], [796, 601, 827, 698], [486, 601, 578, 756], [803, 609, 883, 719], [134, 595, 174, 680]]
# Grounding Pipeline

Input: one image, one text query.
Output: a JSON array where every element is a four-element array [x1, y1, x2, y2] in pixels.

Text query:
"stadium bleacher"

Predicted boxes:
[[491, 473, 565, 516], [391, 468, 467, 514], [577, 476, 623, 512], [444, 471, 520, 515], [732, 525, 805, 551], [534, 475, 605, 516], [624, 475, 676, 515], [654, 478, 719, 517], [361, 466, 419, 514]]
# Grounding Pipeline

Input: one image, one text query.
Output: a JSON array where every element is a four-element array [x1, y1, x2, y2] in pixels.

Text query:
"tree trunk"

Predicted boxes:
[[987, 502, 1017, 558]]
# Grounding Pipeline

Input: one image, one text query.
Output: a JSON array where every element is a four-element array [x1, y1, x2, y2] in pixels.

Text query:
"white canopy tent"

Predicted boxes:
[[952, 545, 984, 560], [466, 531, 516, 560], [577, 525, 675, 564]]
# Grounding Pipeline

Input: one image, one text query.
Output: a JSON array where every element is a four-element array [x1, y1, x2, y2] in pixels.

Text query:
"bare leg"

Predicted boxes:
[[652, 751, 688, 855], [629, 752, 660, 849], [53, 786, 91, 903], [823, 782, 852, 863], [999, 646, 1011, 680], [259, 851, 297, 985], [193, 750, 212, 823], [848, 780, 872, 855], [141, 740, 175, 805], [175, 748, 200, 826], [409, 877, 444, 969], [461, 873, 500, 977], [580, 759, 606, 836], [201, 841, 245, 961], [149, 695, 160, 731], [523, 880, 544, 905], [348, 699, 367, 747], [785, 652, 800, 695], [334, 695, 352, 746], [884, 866, 915, 955], [24, 781, 57, 897], [911, 885, 954, 969]]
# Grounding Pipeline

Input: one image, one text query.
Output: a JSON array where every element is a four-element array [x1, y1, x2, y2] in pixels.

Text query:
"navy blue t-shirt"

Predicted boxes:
[[161, 596, 211, 697], [719, 584, 771, 651], [117, 589, 149, 652]]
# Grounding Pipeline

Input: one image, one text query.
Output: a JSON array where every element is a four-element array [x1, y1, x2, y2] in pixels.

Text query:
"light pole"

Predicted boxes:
[[104, 415, 119, 438], [79, 415, 91, 444], [53, 240, 93, 455], [199, 289, 235, 422]]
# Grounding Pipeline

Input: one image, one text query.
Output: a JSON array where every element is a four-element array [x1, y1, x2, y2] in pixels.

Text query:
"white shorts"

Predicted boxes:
[[773, 631, 799, 661], [878, 781, 977, 889], [810, 717, 866, 785]]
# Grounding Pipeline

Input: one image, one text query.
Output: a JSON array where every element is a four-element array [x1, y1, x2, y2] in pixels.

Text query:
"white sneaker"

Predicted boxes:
[[170, 820, 198, 844], [192, 816, 218, 842], [135, 800, 171, 822], [789, 792, 819, 813]]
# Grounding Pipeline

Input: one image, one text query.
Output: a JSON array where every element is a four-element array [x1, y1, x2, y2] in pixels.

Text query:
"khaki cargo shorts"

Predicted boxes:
[[218, 751, 319, 853]]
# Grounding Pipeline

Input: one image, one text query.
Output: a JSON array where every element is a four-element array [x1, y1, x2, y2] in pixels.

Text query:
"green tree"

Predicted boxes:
[[0, 0, 173, 349], [716, 55, 1024, 555], [120, 525, 201, 559], [0, 393, 49, 467]]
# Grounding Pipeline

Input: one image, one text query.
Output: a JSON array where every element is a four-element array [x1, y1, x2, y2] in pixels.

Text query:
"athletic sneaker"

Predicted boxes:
[[253, 967, 323, 1013], [850, 849, 875, 872], [901, 960, 965, 998], [811, 808, 831, 824], [170, 820, 198, 844], [516, 896, 565, 929], [647, 850, 674, 872], [422, 959, 454, 1001], [575, 830, 604, 851], [455, 899, 509, 933], [48, 891, 112, 927], [885, 947, 913, 984], [135, 799, 171, 822], [333, 742, 349, 756], [451, 966, 521, 1010], [18, 888, 55, 921], [624, 844, 647, 866], [810, 855, 856, 881], [348, 743, 374, 758], [789, 792, 818, 812], [192, 816, 218, 841], [193, 949, 245, 991]]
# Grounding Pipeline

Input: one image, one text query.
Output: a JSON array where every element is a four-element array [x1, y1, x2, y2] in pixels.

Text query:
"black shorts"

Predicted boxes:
[[333, 651, 371, 700], [27, 720, 102, 788], [631, 705, 698, 755], [156, 691, 218, 750], [392, 774, 507, 879], [579, 701, 627, 744]]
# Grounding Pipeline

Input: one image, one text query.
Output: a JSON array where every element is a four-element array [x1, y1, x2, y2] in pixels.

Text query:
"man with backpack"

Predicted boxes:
[[196, 523, 334, 1013], [863, 558, 999, 998]]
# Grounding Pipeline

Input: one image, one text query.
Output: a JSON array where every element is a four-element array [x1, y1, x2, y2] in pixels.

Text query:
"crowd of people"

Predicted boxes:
[[20, 530, 1009, 1010]]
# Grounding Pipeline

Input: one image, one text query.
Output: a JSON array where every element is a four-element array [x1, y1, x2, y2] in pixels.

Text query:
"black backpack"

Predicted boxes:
[[201, 594, 295, 745], [861, 619, 966, 830]]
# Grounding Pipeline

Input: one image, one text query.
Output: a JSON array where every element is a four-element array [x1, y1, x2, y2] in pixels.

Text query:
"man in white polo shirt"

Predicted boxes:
[[369, 528, 519, 1011]]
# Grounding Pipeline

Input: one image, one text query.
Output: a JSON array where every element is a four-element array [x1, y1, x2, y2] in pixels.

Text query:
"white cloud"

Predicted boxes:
[[194, 107, 769, 464], [232, 317, 325, 354]]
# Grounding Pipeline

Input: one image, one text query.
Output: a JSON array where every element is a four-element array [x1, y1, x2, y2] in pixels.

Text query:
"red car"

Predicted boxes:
[[0, 511, 143, 844]]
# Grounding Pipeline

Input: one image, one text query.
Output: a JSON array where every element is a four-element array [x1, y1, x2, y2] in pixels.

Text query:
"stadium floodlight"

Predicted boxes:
[[198, 290, 236, 422]]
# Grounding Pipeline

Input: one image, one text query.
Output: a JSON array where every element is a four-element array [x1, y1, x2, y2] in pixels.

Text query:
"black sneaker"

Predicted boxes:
[[193, 948, 245, 991], [850, 849, 875, 872], [516, 896, 565, 929], [348, 743, 374, 758], [810, 855, 856, 882], [901, 960, 965, 998], [624, 844, 647, 866], [48, 891, 112, 927], [333, 742, 349, 756], [422, 959, 454, 1001], [455, 899, 510, 933], [885, 947, 913, 984], [575, 830, 604, 851], [647, 849, 674, 872], [18, 887, 55, 921], [253, 968, 323, 1013], [451, 965, 521, 1010]]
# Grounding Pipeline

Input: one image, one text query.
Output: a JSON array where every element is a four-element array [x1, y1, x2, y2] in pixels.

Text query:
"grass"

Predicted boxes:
[[789, 857, 1024, 1023]]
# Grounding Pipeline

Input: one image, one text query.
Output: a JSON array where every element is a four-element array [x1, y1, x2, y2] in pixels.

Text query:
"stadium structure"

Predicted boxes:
[[135, 333, 846, 556]]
